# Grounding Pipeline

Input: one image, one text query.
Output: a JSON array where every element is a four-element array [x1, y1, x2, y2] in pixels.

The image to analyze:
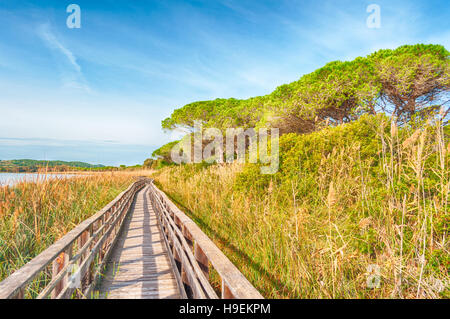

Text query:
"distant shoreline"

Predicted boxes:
[[0, 169, 150, 174], [0, 169, 154, 175], [0, 171, 93, 174], [0, 170, 154, 187]]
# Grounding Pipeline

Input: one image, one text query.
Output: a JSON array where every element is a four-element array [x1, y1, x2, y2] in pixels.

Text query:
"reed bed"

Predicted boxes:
[[0, 171, 152, 281], [153, 115, 449, 299]]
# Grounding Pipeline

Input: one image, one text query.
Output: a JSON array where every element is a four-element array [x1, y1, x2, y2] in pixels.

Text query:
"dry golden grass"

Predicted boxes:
[[153, 117, 448, 299], [0, 170, 153, 281]]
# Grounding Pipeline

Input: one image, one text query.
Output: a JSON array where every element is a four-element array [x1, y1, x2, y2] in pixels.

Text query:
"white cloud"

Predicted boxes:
[[37, 23, 90, 92]]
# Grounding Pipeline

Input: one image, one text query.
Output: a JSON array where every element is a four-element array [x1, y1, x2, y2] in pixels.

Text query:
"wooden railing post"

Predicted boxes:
[[61, 244, 73, 299], [222, 279, 234, 299], [150, 182, 263, 299], [51, 244, 71, 299], [0, 180, 143, 300], [181, 265, 190, 296], [51, 255, 61, 298], [77, 230, 88, 294], [183, 226, 193, 251], [104, 210, 111, 249], [0, 179, 263, 299], [87, 224, 94, 286], [194, 243, 209, 279], [12, 288, 24, 299], [173, 245, 181, 271], [113, 204, 120, 236], [166, 222, 173, 248]]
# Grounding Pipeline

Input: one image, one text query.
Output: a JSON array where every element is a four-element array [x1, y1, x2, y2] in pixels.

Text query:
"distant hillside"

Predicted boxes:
[[0, 159, 104, 172]]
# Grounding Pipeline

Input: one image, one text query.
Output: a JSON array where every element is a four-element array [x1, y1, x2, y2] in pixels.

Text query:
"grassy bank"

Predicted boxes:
[[0, 171, 151, 281], [153, 115, 449, 299]]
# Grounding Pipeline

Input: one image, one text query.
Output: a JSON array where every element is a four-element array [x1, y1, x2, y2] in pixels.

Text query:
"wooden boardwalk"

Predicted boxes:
[[96, 186, 181, 299], [0, 178, 263, 299]]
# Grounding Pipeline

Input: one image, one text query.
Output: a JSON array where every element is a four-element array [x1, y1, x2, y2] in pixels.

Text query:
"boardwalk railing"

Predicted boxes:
[[0, 177, 263, 299], [149, 181, 263, 299], [0, 178, 147, 299]]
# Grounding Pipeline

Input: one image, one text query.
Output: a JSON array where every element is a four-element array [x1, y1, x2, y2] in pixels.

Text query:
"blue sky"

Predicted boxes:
[[0, 0, 449, 166]]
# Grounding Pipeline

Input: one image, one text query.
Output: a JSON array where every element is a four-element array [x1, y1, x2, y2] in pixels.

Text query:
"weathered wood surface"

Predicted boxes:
[[150, 182, 264, 299], [149, 185, 217, 299], [96, 186, 182, 299], [0, 178, 263, 299], [0, 180, 145, 299]]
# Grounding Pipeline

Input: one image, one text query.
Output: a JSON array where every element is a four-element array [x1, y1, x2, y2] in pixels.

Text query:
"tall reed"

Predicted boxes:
[[153, 115, 448, 299], [0, 172, 150, 281]]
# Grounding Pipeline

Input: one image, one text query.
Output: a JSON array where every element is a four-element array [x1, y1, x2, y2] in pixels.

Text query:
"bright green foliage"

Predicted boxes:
[[151, 44, 450, 298], [152, 140, 181, 162], [153, 113, 449, 298], [143, 157, 172, 170], [162, 98, 245, 131], [370, 44, 450, 121], [236, 114, 384, 191], [269, 58, 381, 133], [161, 44, 449, 137], [143, 158, 154, 168], [0, 159, 104, 172]]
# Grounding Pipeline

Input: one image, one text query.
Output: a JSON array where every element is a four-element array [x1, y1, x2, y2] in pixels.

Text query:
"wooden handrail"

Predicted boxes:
[[0, 178, 147, 299], [0, 177, 263, 299], [149, 181, 263, 299], [149, 185, 218, 299]]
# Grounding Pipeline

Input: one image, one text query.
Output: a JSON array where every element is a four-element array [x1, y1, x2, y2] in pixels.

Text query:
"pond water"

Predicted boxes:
[[0, 173, 78, 186]]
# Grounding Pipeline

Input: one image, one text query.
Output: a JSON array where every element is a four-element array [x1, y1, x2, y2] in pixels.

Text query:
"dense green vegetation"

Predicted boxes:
[[75, 164, 144, 172], [154, 114, 449, 298], [0, 159, 104, 172], [151, 44, 449, 298], [0, 159, 147, 173], [144, 141, 181, 169], [157, 44, 449, 156]]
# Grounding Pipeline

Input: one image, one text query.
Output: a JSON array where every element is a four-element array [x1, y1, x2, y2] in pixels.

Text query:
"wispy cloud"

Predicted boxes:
[[37, 23, 90, 91], [1, 0, 448, 164]]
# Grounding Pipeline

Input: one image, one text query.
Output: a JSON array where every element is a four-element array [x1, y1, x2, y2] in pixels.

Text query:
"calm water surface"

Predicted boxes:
[[0, 173, 78, 186]]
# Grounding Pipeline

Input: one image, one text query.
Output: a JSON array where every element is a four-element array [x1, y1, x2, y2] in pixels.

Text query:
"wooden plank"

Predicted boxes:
[[150, 190, 217, 299], [151, 182, 264, 299], [1, 177, 262, 300], [195, 243, 209, 279], [96, 186, 182, 299], [0, 180, 144, 299], [81, 188, 140, 299]]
